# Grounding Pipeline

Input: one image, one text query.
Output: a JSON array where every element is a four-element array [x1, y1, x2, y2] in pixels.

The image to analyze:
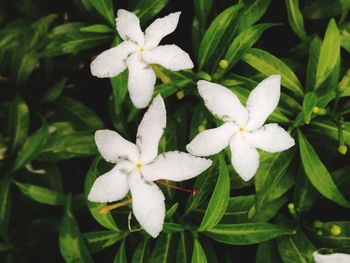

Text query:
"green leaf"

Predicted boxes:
[[298, 130, 350, 207], [38, 131, 97, 161], [8, 95, 29, 153], [53, 96, 104, 130], [13, 123, 50, 171], [310, 120, 350, 146], [114, 240, 127, 263], [150, 233, 175, 263], [59, 195, 93, 263], [285, 0, 307, 41], [204, 223, 293, 245], [217, 23, 276, 78], [84, 230, 123, 253], [191, 238, 207, 263], [10, 51, 38, 86], [80, 24, 114, 33], [238, 0, 272, 31], [198, 3, 243, 69], [163, 223, 185, 234], [15, 181, 65, 206], [89, 0, 115, 26], [256, 241, 281, 263], [341, 23, 350, 53], [199, 154, 230, 231], [165, 203, 178, 219], [194, 0, 213, 32], [132, 238, 150, 263], [84, 157, 120, 231], [42, 78, 67, 102], [0, 177, 11, 238], [315, 19, 340, 90], [134, 0, 170, 25], [277, 230, 315, 263], [177, 232, 188, 263], [302, 92, 318, 124], [242, 48, 304, 96], [303, 0, 349, 20], [255, 150, 295, 212], [306, 37, 321, 91]]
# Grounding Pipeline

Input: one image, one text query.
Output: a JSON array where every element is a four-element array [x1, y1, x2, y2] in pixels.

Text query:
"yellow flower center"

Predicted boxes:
[[239, 127, 246, 133], [135, 161, 143, 171], [138, 46, 145, 53]]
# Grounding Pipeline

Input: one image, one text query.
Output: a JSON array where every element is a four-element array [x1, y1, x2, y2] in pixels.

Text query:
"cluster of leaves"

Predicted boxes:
[[0, 0, 350, 262]]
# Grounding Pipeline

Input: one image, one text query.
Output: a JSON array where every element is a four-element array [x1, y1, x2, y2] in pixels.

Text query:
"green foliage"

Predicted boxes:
[[1, 0, 350, 262]]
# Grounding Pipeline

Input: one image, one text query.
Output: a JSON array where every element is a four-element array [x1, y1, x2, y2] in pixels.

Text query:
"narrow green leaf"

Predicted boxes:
[[238, 0, 272, 30], [84, 157, 120, 231], [285, 0, 307, 41], [277, 230, 315, 263], [191, 238, 207, 263], [303, 0, 349, 20], [89, 0, 115, 26], [242, 48, 304, 96], [194, 0, 213, 31], [256, 241, 281, 263], [114, 240, 127, 263], [150, 233, 175, 263], [165, 203, 178, 219], [315, 19, 340, 90], [176, 232, 188, 263], [204, 223, 293, 245], [198, 4, 243, 69], [255, 150, 295, 212], [302, 92, 318, 124], [134, 0, 170, 25], [53, 96, 104, 130], [80, 24, 114, 33], [132, 238, 149, 263], [298, 130, 350, 208], [306, 37, 321, 91], [15, 181, 65, 206], [13, 123, 49, 171], [341, 23, 350, 53], [0, 177, 11, 238], [310, 121, 350, 146], [8, 95, 29, 153], [199, 154, 230, 231], [42, 78, 67, 102], [163, 223, 185, 234], [11, 51, 38, 86], [59, 195, 93, 263], [84, 230, 123, 253]]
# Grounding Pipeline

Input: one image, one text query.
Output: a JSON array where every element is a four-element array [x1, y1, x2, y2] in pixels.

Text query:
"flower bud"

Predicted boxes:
[[198, 125, 206, 132], [219, 59, 229, 69], [197, 71, 212, 81], [176, 91, 185, 100], [338, 145, 347, 155], [330, 224, 342, 235], [313, 220, 323, 228]]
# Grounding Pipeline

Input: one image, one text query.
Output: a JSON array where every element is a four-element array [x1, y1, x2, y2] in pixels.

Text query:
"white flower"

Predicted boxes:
[[186, 75, 295, 182], [313, 251, 350, 263], [90, 9, 194, 108], [87, 95, 212, 238]]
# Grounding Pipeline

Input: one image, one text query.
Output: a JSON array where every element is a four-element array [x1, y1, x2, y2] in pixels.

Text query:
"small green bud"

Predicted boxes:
[[288, 203, 296, 215], [316, 230, 323, 236], [313, 220, 323, 228], [219, 59, 229, 69], [197, 71, 212, 81], [338, 145, 347, 155], [330, 225, 342, 236], [312, 106, 320, 113], [198, 125, 206, 132], [176, 91, 185, 100], [312, 106, 326, 115]]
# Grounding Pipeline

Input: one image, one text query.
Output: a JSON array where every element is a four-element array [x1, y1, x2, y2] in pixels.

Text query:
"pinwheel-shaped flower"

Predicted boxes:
[[186, 75, 295, 182], [90, 9, 194, 108], [88, 95, 212, 237], [313, 251, 350, 263]]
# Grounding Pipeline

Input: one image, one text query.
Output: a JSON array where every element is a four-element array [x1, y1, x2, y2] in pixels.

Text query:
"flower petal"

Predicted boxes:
[[142, 151, 212, 182], [246, 75, 281, 130], [197, 80, 249, 125], [186, 122, 237, 157], [87, 161, 132, 203], [90, 41, 137, 78], [244, 123, 295, 153], [129, 172, 165, 238], [127, 53, 156, 108], [137, 95, 166, 164], [313, 252, 350, 263], [116, 9, 144, 45], [95, 129, 139, 163], [144, 12, 181, 49], [142, 44, 193, 71], [230, 135, 259, 182]]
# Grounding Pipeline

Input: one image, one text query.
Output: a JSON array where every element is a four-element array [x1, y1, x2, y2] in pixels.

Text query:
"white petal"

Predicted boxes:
[[137, 95, 166, 163], [129, 172, 165, 238], [95, 130, 139, 163], [87, 161, 132, 203], [186, 122, 237, 157], [246, 75, 281, 130], [197, 80, 249, 125], [142, 151, 212, 182], [116, 9, 144, 45], [142, 45, 193, 71], [127, 53, 156, 108], [144, 12, 181, 49], [314, 252, 350, 263], [230, 135, 259, 182], [244, 123, 295, 153], [90, 41, 137, 78]]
